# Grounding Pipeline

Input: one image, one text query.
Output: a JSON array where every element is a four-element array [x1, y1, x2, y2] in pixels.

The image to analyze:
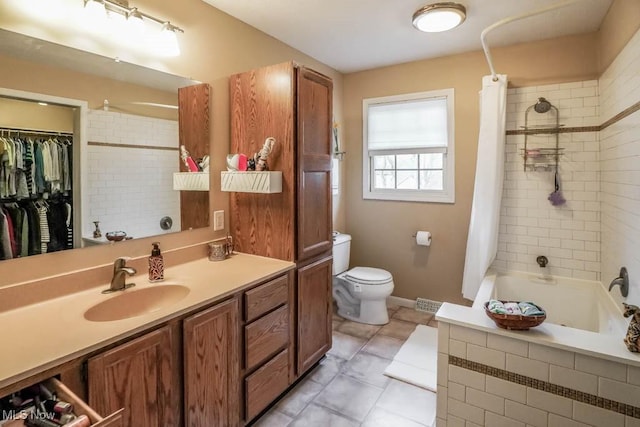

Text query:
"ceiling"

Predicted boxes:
[[202, 0, 613, 73]]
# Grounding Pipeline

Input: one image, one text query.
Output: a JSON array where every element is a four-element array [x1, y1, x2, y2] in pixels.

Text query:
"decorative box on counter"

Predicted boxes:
[[221, 171, 282, 194], [173, 172, 210, 191]]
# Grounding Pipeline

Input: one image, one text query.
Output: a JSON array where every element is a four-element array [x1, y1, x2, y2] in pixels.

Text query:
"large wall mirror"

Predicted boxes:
[[0, 28, 210, 261]]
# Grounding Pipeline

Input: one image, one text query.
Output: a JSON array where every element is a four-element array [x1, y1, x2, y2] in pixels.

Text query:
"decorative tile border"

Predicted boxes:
[[506, 125, 599, 135], [449, 355, 640, 419], [88, 141, 179, 151], [505, 100, 640, 136]]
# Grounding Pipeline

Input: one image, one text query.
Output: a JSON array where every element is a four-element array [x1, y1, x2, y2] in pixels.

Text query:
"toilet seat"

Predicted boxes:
[[343, 267, 392, 286]]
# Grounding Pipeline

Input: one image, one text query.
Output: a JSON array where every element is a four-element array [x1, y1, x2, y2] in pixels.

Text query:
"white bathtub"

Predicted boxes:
[[472, 270, 627, 336]]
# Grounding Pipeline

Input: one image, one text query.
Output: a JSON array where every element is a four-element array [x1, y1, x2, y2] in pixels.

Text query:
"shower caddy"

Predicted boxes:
[[521, 97, 564, 171]]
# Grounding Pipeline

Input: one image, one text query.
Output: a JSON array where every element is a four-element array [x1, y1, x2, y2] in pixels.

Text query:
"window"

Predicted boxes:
[[362, 89, 455, 203]]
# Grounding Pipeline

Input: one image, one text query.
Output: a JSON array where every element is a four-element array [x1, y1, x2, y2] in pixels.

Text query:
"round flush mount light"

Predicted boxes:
[[412, 2, 466, 33]]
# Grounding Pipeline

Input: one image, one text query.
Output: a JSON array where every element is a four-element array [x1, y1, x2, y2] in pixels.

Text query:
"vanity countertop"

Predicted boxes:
[[0, 252, 295, 390]]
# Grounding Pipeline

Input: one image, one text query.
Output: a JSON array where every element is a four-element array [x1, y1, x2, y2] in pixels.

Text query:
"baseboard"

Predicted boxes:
[[386, 295, 415, 308]]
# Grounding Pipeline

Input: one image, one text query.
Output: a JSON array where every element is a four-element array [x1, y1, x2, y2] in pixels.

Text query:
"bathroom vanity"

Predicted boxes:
[[0, 250, 314, 426]]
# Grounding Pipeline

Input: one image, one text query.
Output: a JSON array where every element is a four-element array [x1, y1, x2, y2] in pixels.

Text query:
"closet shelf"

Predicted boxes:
[[221, 171, 282, 194]]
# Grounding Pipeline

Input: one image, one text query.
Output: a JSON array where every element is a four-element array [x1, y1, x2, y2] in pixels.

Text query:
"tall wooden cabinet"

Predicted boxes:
[[229, 62, 333, 379]]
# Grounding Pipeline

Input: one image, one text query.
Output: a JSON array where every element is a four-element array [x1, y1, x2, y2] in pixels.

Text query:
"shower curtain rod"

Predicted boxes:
[[481, 0, 585, 81]]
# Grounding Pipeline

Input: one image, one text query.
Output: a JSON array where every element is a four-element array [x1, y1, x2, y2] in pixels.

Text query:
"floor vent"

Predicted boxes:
[[415, 298, 442, 313]]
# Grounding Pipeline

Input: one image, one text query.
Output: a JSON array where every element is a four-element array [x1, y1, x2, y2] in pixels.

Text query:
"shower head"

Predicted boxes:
[[534, 97, 552, 113]]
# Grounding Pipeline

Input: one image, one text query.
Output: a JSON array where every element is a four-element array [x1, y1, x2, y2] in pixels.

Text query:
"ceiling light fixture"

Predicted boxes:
[[82, 0, 184, 54], [412, 2, 466, 33], [127, 7, 145, 34]]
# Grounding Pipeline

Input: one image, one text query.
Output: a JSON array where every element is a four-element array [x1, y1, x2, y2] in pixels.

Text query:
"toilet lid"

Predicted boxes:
[[344, 267, 392, 285]]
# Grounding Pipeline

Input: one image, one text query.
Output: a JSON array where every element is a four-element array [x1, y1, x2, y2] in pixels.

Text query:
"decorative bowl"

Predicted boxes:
[[106, 231, 127, 242], [484, 300, 546, 330]]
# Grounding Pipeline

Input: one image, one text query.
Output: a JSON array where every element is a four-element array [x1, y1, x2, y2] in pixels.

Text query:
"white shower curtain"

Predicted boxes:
[[461, 74, 508, 300]]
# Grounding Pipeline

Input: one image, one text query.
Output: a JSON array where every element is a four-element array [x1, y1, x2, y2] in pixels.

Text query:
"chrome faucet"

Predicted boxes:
[[608, 267, 629, 297], [103, 257, 137, 294]]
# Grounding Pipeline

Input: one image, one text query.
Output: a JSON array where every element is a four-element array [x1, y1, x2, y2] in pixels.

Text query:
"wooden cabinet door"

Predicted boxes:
[[296, 67, 333, 261], [183, 298, 240, 427], [297, 256, 333, 374], [87, 325, 177, 427]]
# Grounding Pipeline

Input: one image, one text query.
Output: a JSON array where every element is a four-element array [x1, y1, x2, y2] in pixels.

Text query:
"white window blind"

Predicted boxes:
[[362, 89, 455, 203], [367, 97, 448, 150]]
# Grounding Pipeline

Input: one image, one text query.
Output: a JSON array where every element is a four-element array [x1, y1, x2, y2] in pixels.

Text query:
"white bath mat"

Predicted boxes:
[[384, 324, 438, 392]]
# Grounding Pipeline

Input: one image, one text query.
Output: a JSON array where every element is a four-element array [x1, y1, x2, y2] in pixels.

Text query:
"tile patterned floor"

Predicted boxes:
[[253, 304, 439, 427]]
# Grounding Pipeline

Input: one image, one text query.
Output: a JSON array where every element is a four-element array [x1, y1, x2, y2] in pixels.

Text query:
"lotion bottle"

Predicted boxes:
[[148, 242, 164, 282]]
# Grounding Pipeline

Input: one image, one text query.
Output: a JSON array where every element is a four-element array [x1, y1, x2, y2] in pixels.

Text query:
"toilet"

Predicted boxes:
[[332, 232, 394, 325]]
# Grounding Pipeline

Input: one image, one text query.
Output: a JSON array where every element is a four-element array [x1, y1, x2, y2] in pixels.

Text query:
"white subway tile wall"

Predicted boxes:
[[438, 321, 640, 427], [494, 80, 601, 280], [85, 110, 181, 239], [599, 28, 640, 306]]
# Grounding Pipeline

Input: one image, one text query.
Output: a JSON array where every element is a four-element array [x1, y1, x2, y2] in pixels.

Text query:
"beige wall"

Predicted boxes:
[[0, 0, 344, 284], [0, 97, 75, 132], [597, 0, 640, 73], [343, 34, 599, 305]]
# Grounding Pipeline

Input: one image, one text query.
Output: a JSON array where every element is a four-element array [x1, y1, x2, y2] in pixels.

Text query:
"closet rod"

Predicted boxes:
[[0, 126, 73, 137]]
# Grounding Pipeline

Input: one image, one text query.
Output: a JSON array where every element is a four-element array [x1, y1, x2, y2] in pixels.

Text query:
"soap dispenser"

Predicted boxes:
[[148, 242, 164, 282]]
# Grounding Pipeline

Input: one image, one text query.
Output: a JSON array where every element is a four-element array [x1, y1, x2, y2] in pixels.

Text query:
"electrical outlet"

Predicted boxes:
[[213, 210, 224, 231]]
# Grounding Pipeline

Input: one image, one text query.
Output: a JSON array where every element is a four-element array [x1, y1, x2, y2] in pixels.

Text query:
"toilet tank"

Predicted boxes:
[[332, 233, 351, 275]]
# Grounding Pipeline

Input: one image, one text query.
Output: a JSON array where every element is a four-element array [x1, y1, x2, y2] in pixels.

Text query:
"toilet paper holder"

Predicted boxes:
[[412, 231, 432, 246]]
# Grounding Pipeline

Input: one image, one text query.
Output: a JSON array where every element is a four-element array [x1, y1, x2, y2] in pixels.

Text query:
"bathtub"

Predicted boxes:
[[472, 270, 627, 336], [437, 270, 640, 426]]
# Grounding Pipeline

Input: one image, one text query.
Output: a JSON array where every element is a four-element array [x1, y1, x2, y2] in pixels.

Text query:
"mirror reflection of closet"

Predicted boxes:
[[0, 81, 208, 261], [0, 95, 80, 259]]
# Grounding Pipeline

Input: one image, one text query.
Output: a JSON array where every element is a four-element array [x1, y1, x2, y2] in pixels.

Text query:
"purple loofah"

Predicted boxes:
[[548, 171, 566, 206], [548, 190, 566, 206]]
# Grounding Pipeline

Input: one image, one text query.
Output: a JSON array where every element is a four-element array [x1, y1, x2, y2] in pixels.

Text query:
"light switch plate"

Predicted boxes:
[[213, 210, 224, 231]]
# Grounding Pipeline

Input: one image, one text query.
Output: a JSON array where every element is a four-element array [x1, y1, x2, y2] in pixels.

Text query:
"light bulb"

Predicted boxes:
[[84, 0, 106, 20], [157, 23, 180, 57], [127, 8, 145, 35], [83, 0, 107, 30]]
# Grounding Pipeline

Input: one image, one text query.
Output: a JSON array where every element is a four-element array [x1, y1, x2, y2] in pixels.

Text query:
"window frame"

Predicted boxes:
[[362, 88, 455, 203]]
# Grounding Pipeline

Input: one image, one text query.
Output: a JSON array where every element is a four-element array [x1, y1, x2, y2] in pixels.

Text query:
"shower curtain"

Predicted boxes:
[[461, 74, 508, 300]]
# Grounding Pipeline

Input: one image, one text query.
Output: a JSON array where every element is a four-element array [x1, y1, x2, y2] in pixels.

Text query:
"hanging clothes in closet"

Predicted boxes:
[[0, 130, 74, 261]]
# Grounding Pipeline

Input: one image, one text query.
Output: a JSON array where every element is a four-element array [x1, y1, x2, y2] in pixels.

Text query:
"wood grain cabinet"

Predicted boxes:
[[87, 325, 178, 427], [183, 298, 240, 427], [229, 61, 334, 380], [241, 273, 294, 423], [297, 256, 333, 374]]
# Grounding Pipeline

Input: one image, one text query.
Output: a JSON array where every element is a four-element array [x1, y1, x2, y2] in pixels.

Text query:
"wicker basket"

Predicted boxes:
[[484, 301, 546, 330]]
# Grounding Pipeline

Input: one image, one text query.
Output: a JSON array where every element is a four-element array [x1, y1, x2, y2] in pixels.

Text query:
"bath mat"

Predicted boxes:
[[384, 324, 438, 392]]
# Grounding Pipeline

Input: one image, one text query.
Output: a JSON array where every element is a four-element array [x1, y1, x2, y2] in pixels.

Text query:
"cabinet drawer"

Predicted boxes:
[[244, 275, 288, 322], [0, 378, 124, 427], [245, 349, 289, 422], [245, 305, 289, 371]]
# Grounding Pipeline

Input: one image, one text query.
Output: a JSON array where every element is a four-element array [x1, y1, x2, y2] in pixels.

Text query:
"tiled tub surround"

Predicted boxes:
[[435, 304, 640, 427], [84, 109, 181, 240], [599, 28, 640, 306], [494, 80, 601, 281]]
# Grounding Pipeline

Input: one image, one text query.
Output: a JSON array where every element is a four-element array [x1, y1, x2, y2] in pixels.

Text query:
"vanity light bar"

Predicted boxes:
[[83, 0, 184, 33]]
